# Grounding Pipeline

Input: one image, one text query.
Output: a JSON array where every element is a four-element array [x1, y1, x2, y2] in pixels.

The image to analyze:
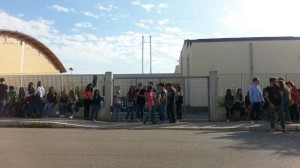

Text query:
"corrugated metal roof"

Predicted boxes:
[[0, 29, 66, 73]]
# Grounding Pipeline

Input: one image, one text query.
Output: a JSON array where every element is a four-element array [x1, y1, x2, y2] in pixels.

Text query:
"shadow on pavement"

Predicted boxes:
[[210, 131, 300, 156]]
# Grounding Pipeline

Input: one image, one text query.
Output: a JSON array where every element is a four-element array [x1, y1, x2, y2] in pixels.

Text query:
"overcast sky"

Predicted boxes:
[[1, 0, 300, 74]]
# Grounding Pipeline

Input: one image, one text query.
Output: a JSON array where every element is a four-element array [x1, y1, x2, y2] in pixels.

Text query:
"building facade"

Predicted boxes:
[[179, 37, 300, 77], [0, 29, 66, 75]]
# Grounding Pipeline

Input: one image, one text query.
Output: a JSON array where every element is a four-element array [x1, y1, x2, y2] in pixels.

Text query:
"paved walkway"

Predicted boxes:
[[1, 118, 300, 132]]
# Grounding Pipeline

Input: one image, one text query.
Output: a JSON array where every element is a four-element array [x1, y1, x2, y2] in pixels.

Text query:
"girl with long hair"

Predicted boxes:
[[67, 90, 78, 119], [224, 89, 234, 121], [24, 82, 35, 118], [125, 86, 136, 122], [91, 89, 101, 121], [81, 84, 93, 120], [43, 87, 57, 118]]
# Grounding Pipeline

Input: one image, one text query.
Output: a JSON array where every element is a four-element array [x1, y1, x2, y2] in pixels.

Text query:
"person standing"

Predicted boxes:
[[81, 84, 93, 120], [286, 81, 299, 123], [91, 89, 101, 121], [278, 80, 292, 124], [158, 83, 167, 123], [35, 81, 45, 118], [249, 77, 264, 124], [0, 78, 8, 118], [143, 86, 157, 124], [136, 83, 146, 122], [43, 87, 57, 119], [224, 89, 234, 122], [57, 91, 68, 118], [175, 86, 184, 121], [112, 91, 122, 122], [167, 83, 176, 123], [264, 77, 288, 133], [234, 89, 245, 120], [125, 86, 135, 122]]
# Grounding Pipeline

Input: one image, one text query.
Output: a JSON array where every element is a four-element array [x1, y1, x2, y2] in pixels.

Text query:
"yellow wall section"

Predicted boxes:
[[0, 36, 60, 74]]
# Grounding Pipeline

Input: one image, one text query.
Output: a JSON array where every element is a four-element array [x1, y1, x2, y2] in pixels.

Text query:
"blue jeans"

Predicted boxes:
[[43, 103, 55, 118], [58, 103, 67, 116], [284, 105, 291, 122], [67, 103, 77, 116], [159, 105, 166, 122], [126, 106, 135, 121], [136, 104, 144, 119], [112, 104, 121, 122], [0, 100, 7, 117], [144, 105, 156, 123], [91, 105, 100, 120], [24, 102, 34, 118]]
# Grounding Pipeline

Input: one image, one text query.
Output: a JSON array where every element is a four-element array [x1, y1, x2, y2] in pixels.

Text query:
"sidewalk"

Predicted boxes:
[[0, 118, 300, 132]]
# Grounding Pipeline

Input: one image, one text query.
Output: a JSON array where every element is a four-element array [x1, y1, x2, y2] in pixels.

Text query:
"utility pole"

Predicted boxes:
[[141, 36, 152, 74], [142, 36, 144, 74]]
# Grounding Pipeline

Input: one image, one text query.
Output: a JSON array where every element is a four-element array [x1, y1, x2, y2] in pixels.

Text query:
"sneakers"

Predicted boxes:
[[269, 129, 275, 133], [250, 121, 254, 125], [56, 111, 60, 115], [226, 119, 230, 122], [69, 115, 73, 119], [282, 129, 289, 134], [93, 119, 97, 122], [255, 121, 259, 124]]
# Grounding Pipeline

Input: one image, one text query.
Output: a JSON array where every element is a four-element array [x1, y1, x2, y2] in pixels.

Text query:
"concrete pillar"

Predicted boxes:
[[100, 72, 113, 121], [209, 71, 222, 121]]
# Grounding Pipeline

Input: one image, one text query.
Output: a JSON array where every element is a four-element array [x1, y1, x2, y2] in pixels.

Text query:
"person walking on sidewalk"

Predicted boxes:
[[264, 77, 288, 133], [249, 77, 264, 124]]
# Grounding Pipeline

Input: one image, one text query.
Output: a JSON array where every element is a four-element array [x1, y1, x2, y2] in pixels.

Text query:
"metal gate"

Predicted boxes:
[[113, 75, 210, 121]]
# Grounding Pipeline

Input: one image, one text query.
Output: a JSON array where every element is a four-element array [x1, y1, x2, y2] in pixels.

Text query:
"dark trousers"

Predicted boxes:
[[176, 103, 182, 120], [225, 106, 233, 120], [136, 104, 144, 119], [251, 102, 261, 120], [167, 104, 175, 122], [289, 103, 299, 121], [84, 99, 92, 119], [126, 106, 135, 121]]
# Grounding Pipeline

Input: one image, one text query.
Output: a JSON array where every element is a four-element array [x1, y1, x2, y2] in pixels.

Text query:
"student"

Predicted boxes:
[[136, 83, 146, 122], [175, 86, 184, 121], [6, 86, 18, 117], [125, 86, 135, 122], [234, 88, 245, 120], [286, 81, 299, 123], [166, 83, 176, 123], [249, 77, 264, 124], [35, 81, 45, 118], [0, 78, 8, 118], [224, 89, 234, 122], [24, 82, 35, 118], [264, 77, 287, 133], [18, 87, 26, 117], [278, 80, 291, 124], [43, 87, 57, 119], [57, 91, 68, 118], [112, 91, 122, 122], [158, 83, 167, 123], [66, 90, 78, 119], [143, 86, 157, 124], [244, 91, 252, 121], [81, 84, 93, 120], [91, 89, 101, 121]]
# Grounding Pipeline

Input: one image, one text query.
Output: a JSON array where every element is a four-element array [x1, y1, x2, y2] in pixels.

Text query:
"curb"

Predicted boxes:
[[1, 121, 300, 132]]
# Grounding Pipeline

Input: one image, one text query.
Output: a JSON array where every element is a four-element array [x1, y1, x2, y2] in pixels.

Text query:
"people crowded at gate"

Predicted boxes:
[[2, 74, 300, 133]]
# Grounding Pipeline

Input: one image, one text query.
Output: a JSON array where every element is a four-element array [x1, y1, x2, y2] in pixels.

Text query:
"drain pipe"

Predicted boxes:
[[250, 42, 254, 83]]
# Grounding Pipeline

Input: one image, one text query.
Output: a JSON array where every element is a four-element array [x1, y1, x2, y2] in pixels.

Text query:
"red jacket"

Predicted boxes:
[[290, 86, 299, 104]]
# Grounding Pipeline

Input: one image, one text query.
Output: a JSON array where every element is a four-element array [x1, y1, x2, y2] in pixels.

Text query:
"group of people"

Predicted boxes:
[[0, 78, 102, 121], [224, 77, 300, 133], [111, 82, 184, 124]]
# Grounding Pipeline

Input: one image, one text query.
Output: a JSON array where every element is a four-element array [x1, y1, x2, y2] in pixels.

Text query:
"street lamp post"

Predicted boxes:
[[69, 68, 73, 75]]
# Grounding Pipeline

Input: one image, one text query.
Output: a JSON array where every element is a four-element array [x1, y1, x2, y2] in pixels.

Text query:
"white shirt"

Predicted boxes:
[[36, 86, 45, 98]]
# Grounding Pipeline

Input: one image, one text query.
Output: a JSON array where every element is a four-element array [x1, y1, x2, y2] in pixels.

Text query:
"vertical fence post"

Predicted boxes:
[[100, 72, 113, 121], [209, 71, 220, 121]]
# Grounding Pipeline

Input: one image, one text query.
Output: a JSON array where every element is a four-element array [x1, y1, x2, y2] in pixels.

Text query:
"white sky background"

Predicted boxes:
[[1, 0, 300, 74]]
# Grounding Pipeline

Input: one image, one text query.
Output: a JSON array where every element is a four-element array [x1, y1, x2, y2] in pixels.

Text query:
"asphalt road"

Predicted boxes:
[[0, 129, 299, 168]]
